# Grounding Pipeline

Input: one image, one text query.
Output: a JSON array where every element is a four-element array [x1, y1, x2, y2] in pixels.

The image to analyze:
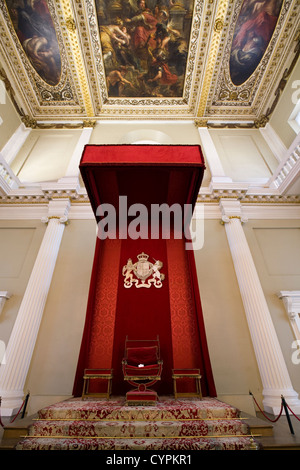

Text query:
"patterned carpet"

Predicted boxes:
[[15, 396, 261, 450]]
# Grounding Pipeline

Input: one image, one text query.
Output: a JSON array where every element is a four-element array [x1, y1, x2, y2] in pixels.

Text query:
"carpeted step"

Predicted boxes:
[[28, 417, 250, 438], [36, 397, 241, 421], [15, 397, 262, 451], [16, 435, 261, 451]]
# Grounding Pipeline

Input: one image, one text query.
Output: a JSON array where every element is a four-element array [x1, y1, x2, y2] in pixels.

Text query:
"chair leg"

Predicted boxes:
[[173, 378, 177, 399]]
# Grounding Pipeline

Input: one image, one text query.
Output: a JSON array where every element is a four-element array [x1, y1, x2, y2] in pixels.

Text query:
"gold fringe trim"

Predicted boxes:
[[33, 417, 249, 422], [22, 434, 260, 439]]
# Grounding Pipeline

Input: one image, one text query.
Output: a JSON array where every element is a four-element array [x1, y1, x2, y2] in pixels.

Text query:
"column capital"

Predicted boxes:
[[278, 291, 300, 338], [219, 198, 248, 224], [0, 291, 11, 316], [0, 291, 11, 300], [42, 198, 71, 225], [278, 291, 300, 313]]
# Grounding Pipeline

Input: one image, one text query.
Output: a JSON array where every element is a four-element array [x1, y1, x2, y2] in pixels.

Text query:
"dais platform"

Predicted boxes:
[[13, 396, 263, 450]]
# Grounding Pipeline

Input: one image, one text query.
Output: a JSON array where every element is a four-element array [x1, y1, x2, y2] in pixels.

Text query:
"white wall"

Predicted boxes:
[[11, 129, 81, 183], [0, 220, 46, 346], [0, 83, 20, 151], [209, 129, 279, 182]]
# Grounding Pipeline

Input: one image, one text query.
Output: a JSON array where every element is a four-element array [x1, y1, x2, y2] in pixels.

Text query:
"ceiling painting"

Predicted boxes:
[[0, 0, 298, 123], [95, 0, 195, 98], [230, 0, 284, 86], [4, 0, 61, 86]]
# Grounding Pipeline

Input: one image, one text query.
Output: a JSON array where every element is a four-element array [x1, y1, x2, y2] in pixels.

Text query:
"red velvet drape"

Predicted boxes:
[[72, 145, 216, 398], [112, 237, 173, 395]]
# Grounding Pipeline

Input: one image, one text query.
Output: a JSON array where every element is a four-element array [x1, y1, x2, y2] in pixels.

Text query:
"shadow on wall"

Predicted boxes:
[[119, 129, 174, 145]]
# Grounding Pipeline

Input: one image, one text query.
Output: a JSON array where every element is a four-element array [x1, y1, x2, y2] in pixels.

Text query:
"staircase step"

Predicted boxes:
[[14, 397, 263, 451], [16, 435, 261, 451], [37, 397, 241, 421], [28, 418, 250, 438]]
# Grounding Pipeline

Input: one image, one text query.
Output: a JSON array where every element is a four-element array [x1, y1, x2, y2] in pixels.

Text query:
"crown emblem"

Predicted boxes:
[[137, 252, 149, 261], [122, 252, 165, 289]]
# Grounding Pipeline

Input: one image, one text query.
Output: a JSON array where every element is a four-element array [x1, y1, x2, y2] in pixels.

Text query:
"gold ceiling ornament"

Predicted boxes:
[[214, 18, 224, 33], [194, 118, 208, 127], [65, 16, 76, 32], [82, 120, 97, 128], [31, 121, 96, 130], [254, 115, 269, 129], [60, 0, 94, 117], [21, 115, 37, 129], [206, 121, 255, 129], [197, 0, 230, 118]]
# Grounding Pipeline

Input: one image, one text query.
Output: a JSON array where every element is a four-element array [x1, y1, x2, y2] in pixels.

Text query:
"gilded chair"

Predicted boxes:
[[122, 336, 163, 404]]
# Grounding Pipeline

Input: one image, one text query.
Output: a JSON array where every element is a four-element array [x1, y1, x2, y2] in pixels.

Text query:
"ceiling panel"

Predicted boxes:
[[0, 0, 298, 124]]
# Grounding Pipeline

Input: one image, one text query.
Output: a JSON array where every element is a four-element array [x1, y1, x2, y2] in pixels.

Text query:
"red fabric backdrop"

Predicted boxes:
[[72, 145, 216, 398]]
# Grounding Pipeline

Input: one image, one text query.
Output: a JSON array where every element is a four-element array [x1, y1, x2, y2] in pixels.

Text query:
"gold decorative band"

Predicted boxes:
[[197, 0, 229, 117], [61, 0, 94, 117], [22, 433, 261, 439], [34, 417, 249, 422]]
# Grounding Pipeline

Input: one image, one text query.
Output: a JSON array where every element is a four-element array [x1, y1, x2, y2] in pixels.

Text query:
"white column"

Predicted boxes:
[[197, 127, 232, 183], [0, 199, 70, 416], [220, 198, 300, 415]]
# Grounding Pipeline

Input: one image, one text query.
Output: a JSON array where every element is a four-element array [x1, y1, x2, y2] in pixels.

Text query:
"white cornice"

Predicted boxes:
[[0, 170, 299, 220], [1, 198, 299, 221]]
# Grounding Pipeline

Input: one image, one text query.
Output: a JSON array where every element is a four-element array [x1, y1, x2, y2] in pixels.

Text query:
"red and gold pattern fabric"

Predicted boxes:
[[15, 397, 261, 451]]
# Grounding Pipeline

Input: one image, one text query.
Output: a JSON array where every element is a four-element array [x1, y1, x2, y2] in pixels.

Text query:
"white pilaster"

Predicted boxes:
[[197, 127, 232, 183], [0, 123, 31, 165], [58, 127, 93, 184], [220, 198, 300, 415], [0, 199, 70, 416], [259, 123, 287, 163]]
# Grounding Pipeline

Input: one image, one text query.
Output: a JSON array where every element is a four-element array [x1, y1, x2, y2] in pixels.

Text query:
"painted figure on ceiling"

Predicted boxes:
[[5, 0, 61, 86], [96, 0, 194, 98], [230, 0, 283, 86]]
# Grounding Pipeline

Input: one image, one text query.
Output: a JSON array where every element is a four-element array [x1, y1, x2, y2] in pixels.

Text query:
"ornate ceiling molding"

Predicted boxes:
[[0, 182, 299, 207], [206, 0, 299, 121], [196, 0, 229, 117], [0, 0, 81, 112], [0, 0, 299, 122], [59, 0, 94, 117]]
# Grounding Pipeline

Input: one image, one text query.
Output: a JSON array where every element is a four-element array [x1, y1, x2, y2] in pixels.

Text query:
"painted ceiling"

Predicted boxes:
[[0, 0, 299, 126]]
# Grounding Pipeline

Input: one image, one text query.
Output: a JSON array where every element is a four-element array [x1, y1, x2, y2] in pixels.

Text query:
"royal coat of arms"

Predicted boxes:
[[122, 252, 165, 289]]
